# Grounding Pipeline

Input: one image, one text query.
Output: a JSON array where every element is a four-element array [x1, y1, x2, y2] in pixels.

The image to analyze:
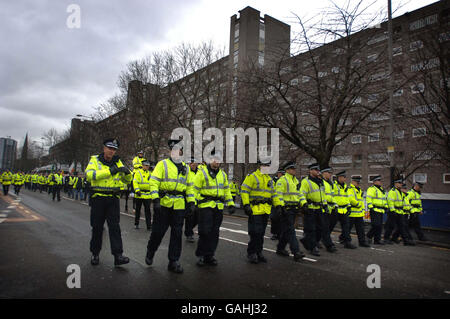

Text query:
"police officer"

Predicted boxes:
[[52, 171, 64, 202], [194, 149, 235, 266], [132, 150, 146, 170], [133, 160, 153, 230], [275, 161, 306, 261], [145, 139, 196, 273], [366, 175, 387, 245], [319, 166, 338, 252], [241, 158, 282, 263], [407, 182, 427, 241], [85, 138, 132, 266], [329, 171, 356, 249], [347, 176, 370, 247], [392, 183, 412, 243], [384, 178, 415, 246], [1, 170, 13, 195], [185, 157, 199, 243]]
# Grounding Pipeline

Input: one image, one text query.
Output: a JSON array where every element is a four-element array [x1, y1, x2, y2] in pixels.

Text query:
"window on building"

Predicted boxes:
[[393, 46, 402, 56], [443, 173, 450, 184], [412, 127, 426, 137], [351, 135, 362, 144], [331, 66, 340, 74], [393, 88, 403, 97], [368, 94, 378, 103], [367, 54, 378, 63], [368, 153, 388, 162], [234, 23, 239, 38], [394, 130, 404, 139], [411, 83, 425, 94], [413, 173, 427, 184], [409, 40, 423, 51], [368, 133, 380, 142], [331, 155, 352, 164], [258, 52, 264, 66], [302, 75, 310, 83]]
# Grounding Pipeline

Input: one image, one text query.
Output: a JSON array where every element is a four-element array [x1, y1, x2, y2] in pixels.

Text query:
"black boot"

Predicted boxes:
[[310, 247, 320, 256], [145, 251, 154, 265], [257, 252, 267, 263], [276, 249, 290, 257], [114, 254, 130, 266], [293, 251, 305, 262], [248, 253, 259, 264], [91, 255, 99, 266], [168, 261, 183, 273]]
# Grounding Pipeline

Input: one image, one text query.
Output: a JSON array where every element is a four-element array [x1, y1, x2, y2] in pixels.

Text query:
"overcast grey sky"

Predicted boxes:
[[0, 0, 436, 147]]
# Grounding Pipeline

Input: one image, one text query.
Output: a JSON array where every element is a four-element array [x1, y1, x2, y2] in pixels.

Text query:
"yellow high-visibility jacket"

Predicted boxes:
[[1, 172, 13, 185], [133, 168, 152, 199], [366, 185, 388, 214], [276, 172, 306, 208], [407, 189, 422, 214], [230, 182, 240, 196], [323, 179, 335, 213], [387, 187, 404, 214], [149, 158, 195, 210], [132, 156, 145, 169], [347, 183, 365, 217], [300, 176, 327, 212], [193, 165, 234, 210], [333, 181, 351, 214], [85, 155, 132, 198], [241, 169, 282, 215]]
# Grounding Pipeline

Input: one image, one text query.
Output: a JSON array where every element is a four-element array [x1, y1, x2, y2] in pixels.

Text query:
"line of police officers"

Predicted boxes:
[[80, 137, 426, 273], [0, 169, 89, 202]]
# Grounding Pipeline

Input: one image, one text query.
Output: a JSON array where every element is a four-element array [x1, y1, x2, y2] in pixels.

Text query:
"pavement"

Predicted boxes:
[[0, 188, 449, 299]]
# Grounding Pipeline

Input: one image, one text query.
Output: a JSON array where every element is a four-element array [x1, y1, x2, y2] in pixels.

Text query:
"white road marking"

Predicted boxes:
[[0, 218, 5, 223], [444, 291, 450, 294], [370, 247, 394, 253], [7, 206, 15, 209], [0, 214, 8, 218], [222, 221, 242, 226], [218, 236, 317, 263]]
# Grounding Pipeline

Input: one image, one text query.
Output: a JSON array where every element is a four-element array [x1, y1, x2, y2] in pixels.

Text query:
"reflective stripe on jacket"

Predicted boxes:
[[193, 166, 234, 210], [347, 184, 364, 217]]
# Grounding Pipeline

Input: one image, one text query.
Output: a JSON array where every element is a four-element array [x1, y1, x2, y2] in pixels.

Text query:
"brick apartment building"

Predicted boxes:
[[50, 1, 449, 195]]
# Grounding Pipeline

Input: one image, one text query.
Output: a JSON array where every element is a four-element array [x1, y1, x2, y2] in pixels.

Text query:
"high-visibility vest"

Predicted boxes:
[[54, 174, 64, 185], [1, 172, 13, 185], [193, 166, 234, 210], [323, 179, 335, 212], [366, 185, 387, 214], [149, 158, 195, 210], [300, 176, 327, 211], [347, 184, 365, 217], [407, 189, 422, 214], [85, 155, 132, 198], [133, 168, 152, 199], [387, 188, 403, 214], [132, 156, 145, 169], [230, 182, 240, 196], [14, 174, 25, 185], [402, 192, 411, 214], [276, 172, 306, 208], [333, 181, 350, 214], [241, 169, 282, 215]]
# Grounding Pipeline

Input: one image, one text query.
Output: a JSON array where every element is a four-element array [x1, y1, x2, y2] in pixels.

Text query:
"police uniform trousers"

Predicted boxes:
[[146, 206, 186, 262], [348, 216, 367, 244], [384, 212, 409, 241], [329, 211, 351, 243], [90, 196, 123, 256], [48, 185, 53, 194], [247, 213, 269, 256], [184, 208, 198, 237], [408, 213, 426, 240], [2, 185, 10, 195], [270, 206, 281, 238], [392, 215, 413, 241], [366, 210, 384, 242], [300, 208, 322, 250], [135, 198, 152, 229], [277, 208, 300, 254], [315, 211, 334, 248], [14, 184, 22, 195], [52, 185, 61, 201], [195, 207, 223, 258]]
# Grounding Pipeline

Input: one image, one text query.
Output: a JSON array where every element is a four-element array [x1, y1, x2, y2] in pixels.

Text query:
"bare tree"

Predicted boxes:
[[236, 0, 404, 168]]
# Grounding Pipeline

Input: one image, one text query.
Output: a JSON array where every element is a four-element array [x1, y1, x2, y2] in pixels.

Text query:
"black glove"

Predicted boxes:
[[186, 202, 195, 218], [228, 206, 235, 215], [117, 166, 131, 175], [136, 191, 142, 197], [109, 165, 119, 176], [153, 198, 161, 214], [244, 204, 252, 217]]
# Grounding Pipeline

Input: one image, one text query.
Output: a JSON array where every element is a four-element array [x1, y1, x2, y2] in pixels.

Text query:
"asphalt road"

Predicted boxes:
[[1, 188, 449, 299]]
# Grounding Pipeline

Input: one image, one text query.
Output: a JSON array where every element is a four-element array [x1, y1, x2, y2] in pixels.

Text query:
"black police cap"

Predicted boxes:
[[283, 161, 296, 170], [308, 163, 320, 170], [104, 138, 119, 149], [336, 170, 346, 177], [320, 166, 332, 173]]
